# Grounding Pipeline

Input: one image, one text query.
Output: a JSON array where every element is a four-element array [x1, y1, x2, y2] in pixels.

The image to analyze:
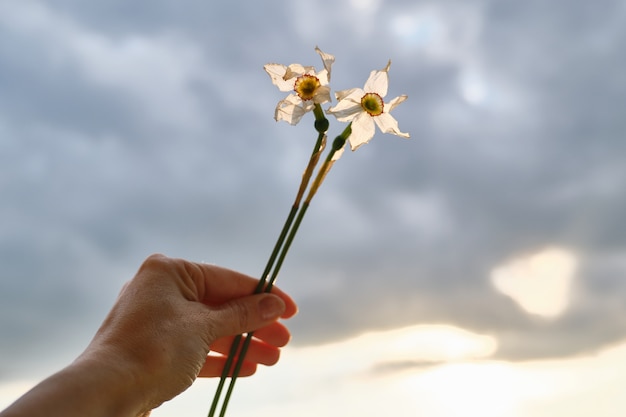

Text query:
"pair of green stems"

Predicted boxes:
[[207, 104, 351, 417]]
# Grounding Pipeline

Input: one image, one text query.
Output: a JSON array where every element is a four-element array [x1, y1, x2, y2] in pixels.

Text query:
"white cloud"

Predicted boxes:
[[491, 247, 578, 318], [0, 1, 212, 132], [387, 3, 484, 63], [349, 0, 381, 14]]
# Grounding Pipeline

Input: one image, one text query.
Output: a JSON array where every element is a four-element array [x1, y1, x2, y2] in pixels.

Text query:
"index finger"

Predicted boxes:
[[185, 259, 298, 319]]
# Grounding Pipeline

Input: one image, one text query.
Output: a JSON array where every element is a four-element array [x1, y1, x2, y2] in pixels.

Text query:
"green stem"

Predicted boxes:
[[208, 105, 328, 417], [206, 206, 296, 417], [216, 202, 309, 417], [304, 123, 351, 204], [216, 124, 352, 417]]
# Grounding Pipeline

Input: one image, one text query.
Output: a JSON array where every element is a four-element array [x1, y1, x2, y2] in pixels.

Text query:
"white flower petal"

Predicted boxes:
[[326, 88, 364, 122], [334, 88, 363, 102], [274, 94, 313, 125], [326, 100, 362, 122], [317, 69, 330, 86], [374, 112, 410, 138], [348, 112, 376, 150], [387, 94, 408, 112], [326, 88, 364, 121], [328, 91, 360, 110], [264, 63, 294, 92], [315, 46, 335, 81], [364, 60, 391, 97], [313, 85, 332, 104], [285, 63, 313, 79]]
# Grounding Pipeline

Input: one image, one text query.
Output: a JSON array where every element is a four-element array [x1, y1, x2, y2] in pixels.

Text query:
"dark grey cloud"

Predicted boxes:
[[1, 0, 626, 382]]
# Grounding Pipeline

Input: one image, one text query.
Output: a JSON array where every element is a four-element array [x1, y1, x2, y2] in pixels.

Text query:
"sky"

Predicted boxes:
[[1, 0, 626, 415]]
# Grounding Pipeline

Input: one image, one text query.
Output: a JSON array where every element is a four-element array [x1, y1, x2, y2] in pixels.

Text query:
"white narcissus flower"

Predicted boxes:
[[264, 47, 335, 125], [326, 61, 409, 150]]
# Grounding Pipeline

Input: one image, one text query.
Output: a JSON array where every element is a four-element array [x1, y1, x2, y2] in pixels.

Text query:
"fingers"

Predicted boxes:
[[209, 323, 291, 352], [136, 254, 297, 350], [209, 340, 280, 368], [184, 259, 298, 318], [248, 321, 292, 347], [209, 331, 285, 364], [199, 332, 286, 378], [208, 293, 287, 338], [198, 356, 257, 378]]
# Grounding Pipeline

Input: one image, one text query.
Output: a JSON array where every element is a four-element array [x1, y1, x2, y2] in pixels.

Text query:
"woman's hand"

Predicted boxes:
[[0, 254, 298, 417]]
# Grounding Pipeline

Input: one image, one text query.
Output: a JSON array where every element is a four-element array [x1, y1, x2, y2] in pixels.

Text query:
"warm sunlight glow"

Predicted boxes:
[[153, 327, 626, 417], [358, 324, 498, 364], [0, 381, 36, 410], [490, 247, 578, 318], [404, 362, 533, 417]]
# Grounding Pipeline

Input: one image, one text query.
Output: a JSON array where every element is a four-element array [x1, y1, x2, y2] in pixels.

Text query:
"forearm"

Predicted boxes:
[[0, 356, 147, 417]]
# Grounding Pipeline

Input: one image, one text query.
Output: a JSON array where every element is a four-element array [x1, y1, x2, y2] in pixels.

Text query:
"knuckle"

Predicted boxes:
[[233, 301, 251, 332]]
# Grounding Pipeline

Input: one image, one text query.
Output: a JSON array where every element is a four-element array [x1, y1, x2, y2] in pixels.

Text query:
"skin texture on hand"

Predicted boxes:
[[0, 254, 298, 417]]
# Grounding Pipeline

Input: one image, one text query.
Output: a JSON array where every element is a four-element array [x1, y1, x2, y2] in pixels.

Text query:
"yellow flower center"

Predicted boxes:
[[360, 92, 384, 116], [294, 74, 321, 100]]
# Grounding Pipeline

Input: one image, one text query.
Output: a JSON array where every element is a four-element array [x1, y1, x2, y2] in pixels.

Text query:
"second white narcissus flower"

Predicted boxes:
[[326, 61, 409, 150], [264, 47, 335, 125]]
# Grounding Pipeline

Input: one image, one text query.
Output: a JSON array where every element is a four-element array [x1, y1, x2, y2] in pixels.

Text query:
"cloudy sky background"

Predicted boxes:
[[1, 0, 626, 415]]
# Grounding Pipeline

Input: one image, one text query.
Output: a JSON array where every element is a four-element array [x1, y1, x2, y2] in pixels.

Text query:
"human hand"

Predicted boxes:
[[1, 254, 297, 417], [81, 254, 297, 414]]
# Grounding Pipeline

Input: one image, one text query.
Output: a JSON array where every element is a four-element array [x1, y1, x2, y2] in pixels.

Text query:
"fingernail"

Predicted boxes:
[[259, 295, 285, 320]]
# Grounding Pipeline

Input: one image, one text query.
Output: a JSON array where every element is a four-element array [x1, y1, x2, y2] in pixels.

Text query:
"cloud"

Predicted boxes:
[[0, 1, 219, 136], [491, 247, 578, 318], [143, 326, 626, 417], [1, 0, 626, 391]]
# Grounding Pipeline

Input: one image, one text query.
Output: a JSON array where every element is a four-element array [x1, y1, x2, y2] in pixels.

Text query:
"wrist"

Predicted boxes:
[[70, 353, 150, 417], [1, 353, 148, 417]]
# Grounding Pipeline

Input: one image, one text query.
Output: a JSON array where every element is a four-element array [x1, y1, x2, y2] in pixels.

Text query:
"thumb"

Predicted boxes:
[[209, 293, 286, 338]]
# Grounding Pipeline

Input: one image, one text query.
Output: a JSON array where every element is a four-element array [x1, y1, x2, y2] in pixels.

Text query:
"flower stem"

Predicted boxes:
[[215, 123, 352, 417], [206, 206, 296, 417], [305, 123, 351, 204], [215, 201, 310, 417], [208, 105, 329, 417]]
